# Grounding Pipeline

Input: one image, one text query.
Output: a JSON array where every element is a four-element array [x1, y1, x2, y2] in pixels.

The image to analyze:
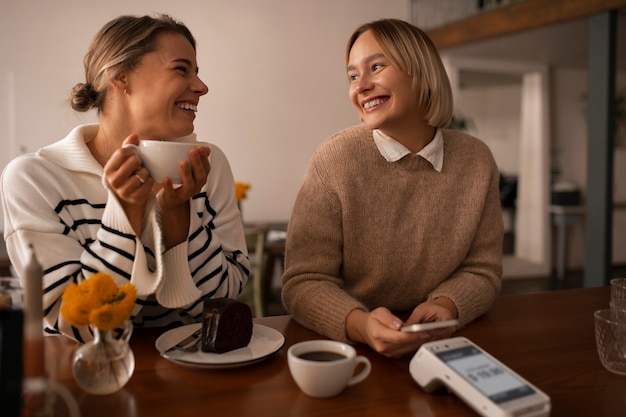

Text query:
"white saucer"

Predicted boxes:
[[155, 323, 285, 369]]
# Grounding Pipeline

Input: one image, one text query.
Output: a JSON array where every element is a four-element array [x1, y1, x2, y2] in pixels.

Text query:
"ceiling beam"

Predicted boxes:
[[426, 0, 626, 49]]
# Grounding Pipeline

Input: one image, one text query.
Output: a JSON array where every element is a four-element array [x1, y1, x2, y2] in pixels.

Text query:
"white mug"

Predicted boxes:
[[287, 340, 371, 398], [125, 140, 209, 184]]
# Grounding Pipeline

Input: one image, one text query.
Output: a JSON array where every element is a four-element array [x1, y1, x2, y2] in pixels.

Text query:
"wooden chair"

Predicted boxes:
[[0, 239, 12, 277], [240, 226, 268, 317]]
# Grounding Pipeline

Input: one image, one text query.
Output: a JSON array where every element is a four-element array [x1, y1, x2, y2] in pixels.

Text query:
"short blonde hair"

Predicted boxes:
[[346, 19, 453, 128]]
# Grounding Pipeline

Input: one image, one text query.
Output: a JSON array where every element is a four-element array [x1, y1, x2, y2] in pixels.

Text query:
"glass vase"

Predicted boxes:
[[72, 320, 135, 395]]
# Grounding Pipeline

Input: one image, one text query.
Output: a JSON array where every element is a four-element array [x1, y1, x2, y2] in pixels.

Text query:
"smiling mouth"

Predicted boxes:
[[362, 97, 387, 110], [176, 102, 198, 112]]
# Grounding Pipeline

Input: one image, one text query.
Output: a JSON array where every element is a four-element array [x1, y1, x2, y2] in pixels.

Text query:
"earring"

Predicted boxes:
[[123, 88, 127, 95]]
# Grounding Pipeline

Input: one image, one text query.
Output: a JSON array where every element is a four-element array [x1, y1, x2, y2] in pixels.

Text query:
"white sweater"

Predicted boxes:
[[1, 124, 249, 342]]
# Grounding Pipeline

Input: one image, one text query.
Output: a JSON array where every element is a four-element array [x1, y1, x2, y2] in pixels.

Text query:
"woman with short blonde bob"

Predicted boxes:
[[346, 18, 454, 128], [282, 19, 503, 358]]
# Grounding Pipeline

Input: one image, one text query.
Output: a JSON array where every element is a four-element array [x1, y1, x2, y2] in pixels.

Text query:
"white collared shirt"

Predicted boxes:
[[372, 128, 443, 172]]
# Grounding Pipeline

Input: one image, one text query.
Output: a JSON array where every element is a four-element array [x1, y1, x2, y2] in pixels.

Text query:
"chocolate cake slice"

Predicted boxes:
[[201, 298, 253, 353]]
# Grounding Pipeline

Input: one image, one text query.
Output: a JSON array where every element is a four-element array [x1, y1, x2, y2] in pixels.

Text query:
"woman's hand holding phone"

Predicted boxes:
[[400, 319, 459, 333]]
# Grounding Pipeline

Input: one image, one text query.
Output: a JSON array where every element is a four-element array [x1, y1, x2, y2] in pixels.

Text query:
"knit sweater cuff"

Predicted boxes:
[[428, 276, 498, 328], [130, 242, 160, 296], [156, 242, 201, 308], [327, 302, 366, 344], [290, 285, 367, 344], [101, 188, 136, 235]]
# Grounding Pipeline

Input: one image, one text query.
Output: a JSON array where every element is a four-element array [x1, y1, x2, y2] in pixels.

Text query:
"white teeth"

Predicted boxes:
[[177, 103, 198, 112], [363, 98, 384, 110]]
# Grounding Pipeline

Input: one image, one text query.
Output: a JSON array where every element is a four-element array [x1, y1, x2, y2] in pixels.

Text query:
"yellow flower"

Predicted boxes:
[[235, 181, 251, 201], [60, 272, 137, 332], [89, 303, 123, 332], [116, 283, 137, 319], [82, 272, 118, 302], [60, 284, 96, 327]]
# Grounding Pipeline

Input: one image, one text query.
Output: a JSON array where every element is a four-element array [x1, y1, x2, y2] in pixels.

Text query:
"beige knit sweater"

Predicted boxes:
[[281, 124, 503, 343]]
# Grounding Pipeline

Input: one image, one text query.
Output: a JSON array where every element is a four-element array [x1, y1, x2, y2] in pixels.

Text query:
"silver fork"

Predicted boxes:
[[179, 337, 202, 353], [163, 329, 202, 354]]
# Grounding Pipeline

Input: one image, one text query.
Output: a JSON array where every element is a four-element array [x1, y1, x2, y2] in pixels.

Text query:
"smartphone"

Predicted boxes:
[[400, 319, 459, 333], [409, 337, 550, 417]]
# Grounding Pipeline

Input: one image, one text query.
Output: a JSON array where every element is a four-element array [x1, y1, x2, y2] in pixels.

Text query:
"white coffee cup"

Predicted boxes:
[[287, 340, 371, 398], [125, 140, 209, 184]]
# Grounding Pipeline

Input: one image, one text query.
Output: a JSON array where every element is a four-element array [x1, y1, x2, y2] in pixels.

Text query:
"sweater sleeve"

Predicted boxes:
[[282, 152, 367, 343], [155, 144, 249, 314], [1, 155, 154, 343]]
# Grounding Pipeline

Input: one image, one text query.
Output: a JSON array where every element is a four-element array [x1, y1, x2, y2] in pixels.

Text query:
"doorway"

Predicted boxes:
[[442, 56, 551, 277]]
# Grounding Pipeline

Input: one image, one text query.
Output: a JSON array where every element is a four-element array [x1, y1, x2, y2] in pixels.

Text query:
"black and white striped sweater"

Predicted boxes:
[[1, 124, 249, 342]]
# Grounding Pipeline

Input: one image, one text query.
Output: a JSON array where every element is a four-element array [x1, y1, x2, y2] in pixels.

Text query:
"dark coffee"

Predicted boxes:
[[298, 350, 347, 362]]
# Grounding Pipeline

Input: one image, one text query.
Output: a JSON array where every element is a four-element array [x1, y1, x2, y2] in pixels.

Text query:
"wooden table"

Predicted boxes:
[[41, 287, 625, 417]]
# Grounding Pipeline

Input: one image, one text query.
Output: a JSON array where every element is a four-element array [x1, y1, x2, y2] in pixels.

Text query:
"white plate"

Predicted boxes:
[[155, 323, 285, 369]]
